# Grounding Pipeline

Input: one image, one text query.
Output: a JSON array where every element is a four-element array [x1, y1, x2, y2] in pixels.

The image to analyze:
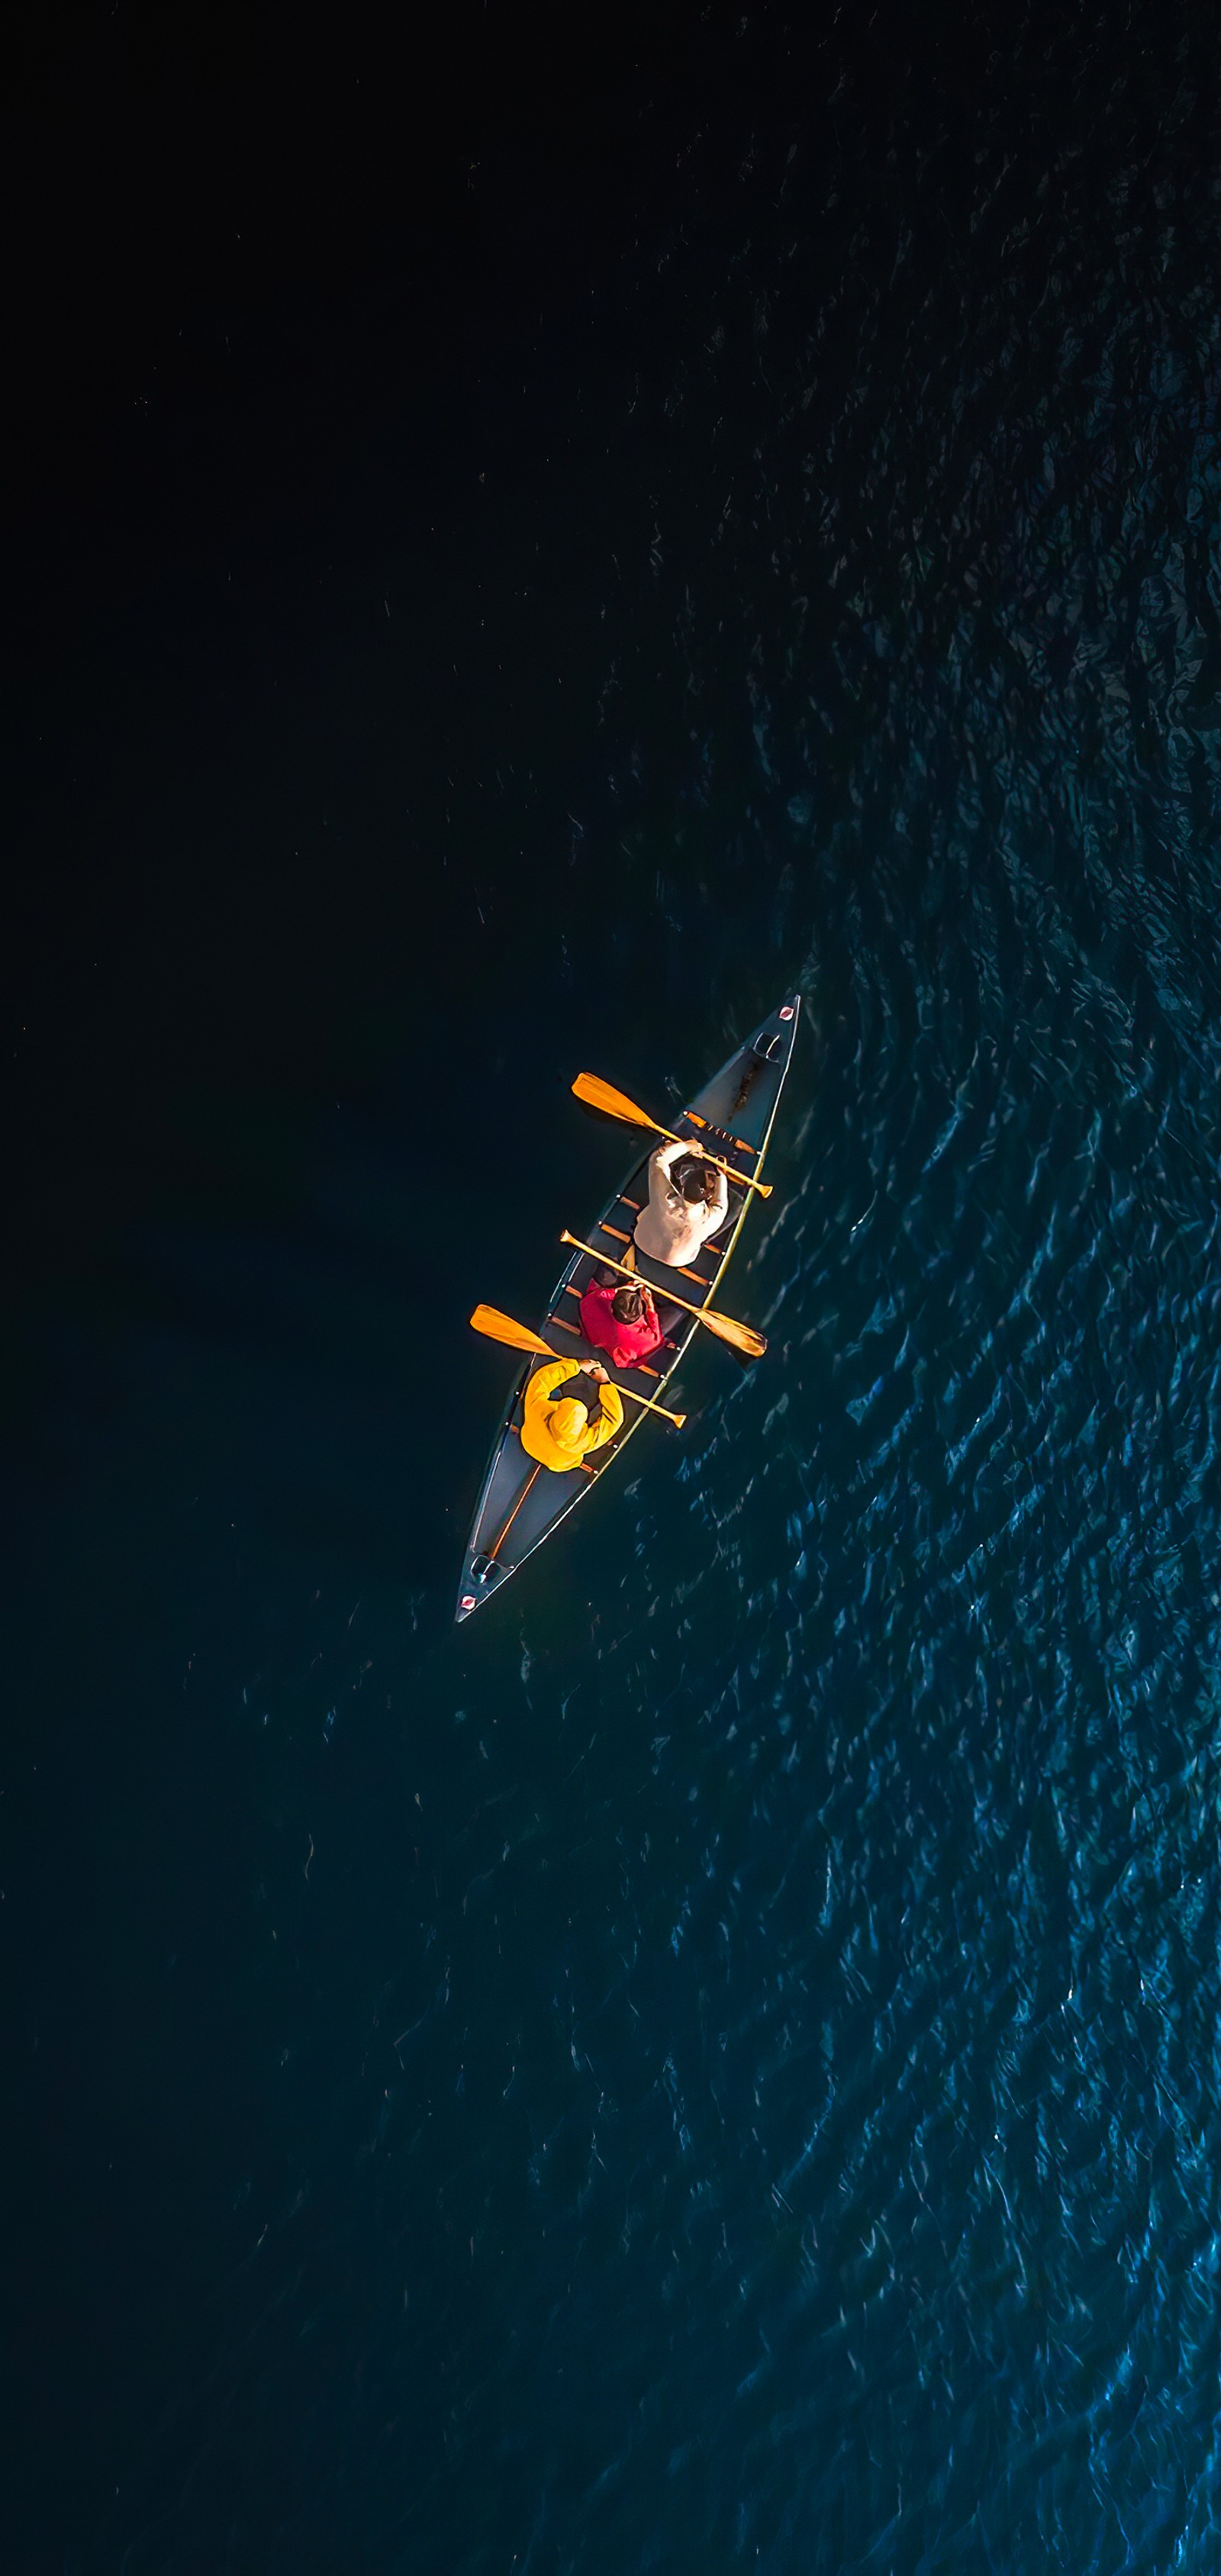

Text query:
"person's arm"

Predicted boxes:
[[583, 1381, 623, 1449], [637, 1301, 664, 1357], [619, 1287, 662, 1362], [649, 1140, 685, 1204], [523, 1357, 578, 1422]]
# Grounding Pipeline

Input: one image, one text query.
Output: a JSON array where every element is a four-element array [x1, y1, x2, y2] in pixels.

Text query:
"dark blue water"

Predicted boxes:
[[8, 5, 1221, 2568]]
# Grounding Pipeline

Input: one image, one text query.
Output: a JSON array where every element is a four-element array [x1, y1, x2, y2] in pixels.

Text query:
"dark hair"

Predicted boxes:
[[674, 1152, 720, 1207], [612, 1283, 646, 1324]]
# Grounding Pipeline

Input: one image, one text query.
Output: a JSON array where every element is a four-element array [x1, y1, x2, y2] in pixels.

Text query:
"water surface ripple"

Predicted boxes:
[[28, 14, 1221, 2572], [423, 43, 1221, 2571]]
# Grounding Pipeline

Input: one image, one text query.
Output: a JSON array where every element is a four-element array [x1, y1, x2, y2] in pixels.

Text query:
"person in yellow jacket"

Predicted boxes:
[[519, 1355, 624, 1472]]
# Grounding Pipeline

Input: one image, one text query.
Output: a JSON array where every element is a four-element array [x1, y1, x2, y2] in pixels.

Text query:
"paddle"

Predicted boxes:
[[559, 1235, 768, 1360], [571, 1074, 773, 1199], [469, 1306, 688, 1428]]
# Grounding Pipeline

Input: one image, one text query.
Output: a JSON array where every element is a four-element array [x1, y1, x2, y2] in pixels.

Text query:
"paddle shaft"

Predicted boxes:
[[469, 1307, 686, 1428], [572, 1074, 772, 1198], [559, 1235, 766, 1359], [577, 1376, 685, 1431]]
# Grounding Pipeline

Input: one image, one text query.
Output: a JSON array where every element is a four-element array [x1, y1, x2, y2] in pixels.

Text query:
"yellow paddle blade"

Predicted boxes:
[[572, 1071, 772, 1199], [572, 1071, 656, 1127], [695, 1306, 768, 1360], [469, 1304, 553, 1358]]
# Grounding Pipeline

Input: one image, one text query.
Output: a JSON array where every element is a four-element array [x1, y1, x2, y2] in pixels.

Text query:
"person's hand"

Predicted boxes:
[[642, 1286, 656, 1312], [588, 1362, 610, 1383]]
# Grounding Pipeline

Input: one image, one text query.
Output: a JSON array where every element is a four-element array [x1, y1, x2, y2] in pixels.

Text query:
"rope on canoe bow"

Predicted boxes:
[[687, 1110, 758, 1158]]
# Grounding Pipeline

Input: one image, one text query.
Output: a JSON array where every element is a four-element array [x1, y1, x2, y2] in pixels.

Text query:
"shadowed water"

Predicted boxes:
[[8, 6, 1221, 2571]]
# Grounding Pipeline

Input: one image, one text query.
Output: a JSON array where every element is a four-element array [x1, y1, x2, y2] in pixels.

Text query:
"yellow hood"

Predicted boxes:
[[548, 1396, 590, 1446]]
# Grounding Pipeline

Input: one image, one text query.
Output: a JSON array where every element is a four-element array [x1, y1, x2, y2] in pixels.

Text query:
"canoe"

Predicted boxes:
[[455, 993, 801, 1623]]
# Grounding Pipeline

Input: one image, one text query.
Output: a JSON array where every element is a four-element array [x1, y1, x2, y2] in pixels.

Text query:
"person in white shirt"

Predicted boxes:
[[633, 1140, 730, 1270]]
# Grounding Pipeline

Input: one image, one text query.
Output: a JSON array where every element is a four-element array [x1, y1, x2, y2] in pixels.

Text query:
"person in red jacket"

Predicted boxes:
[[578, 1274, 665, 1370]]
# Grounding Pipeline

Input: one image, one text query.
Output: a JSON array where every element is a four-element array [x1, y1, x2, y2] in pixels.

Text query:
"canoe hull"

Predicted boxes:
[[455, 993, 801, 1623]]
